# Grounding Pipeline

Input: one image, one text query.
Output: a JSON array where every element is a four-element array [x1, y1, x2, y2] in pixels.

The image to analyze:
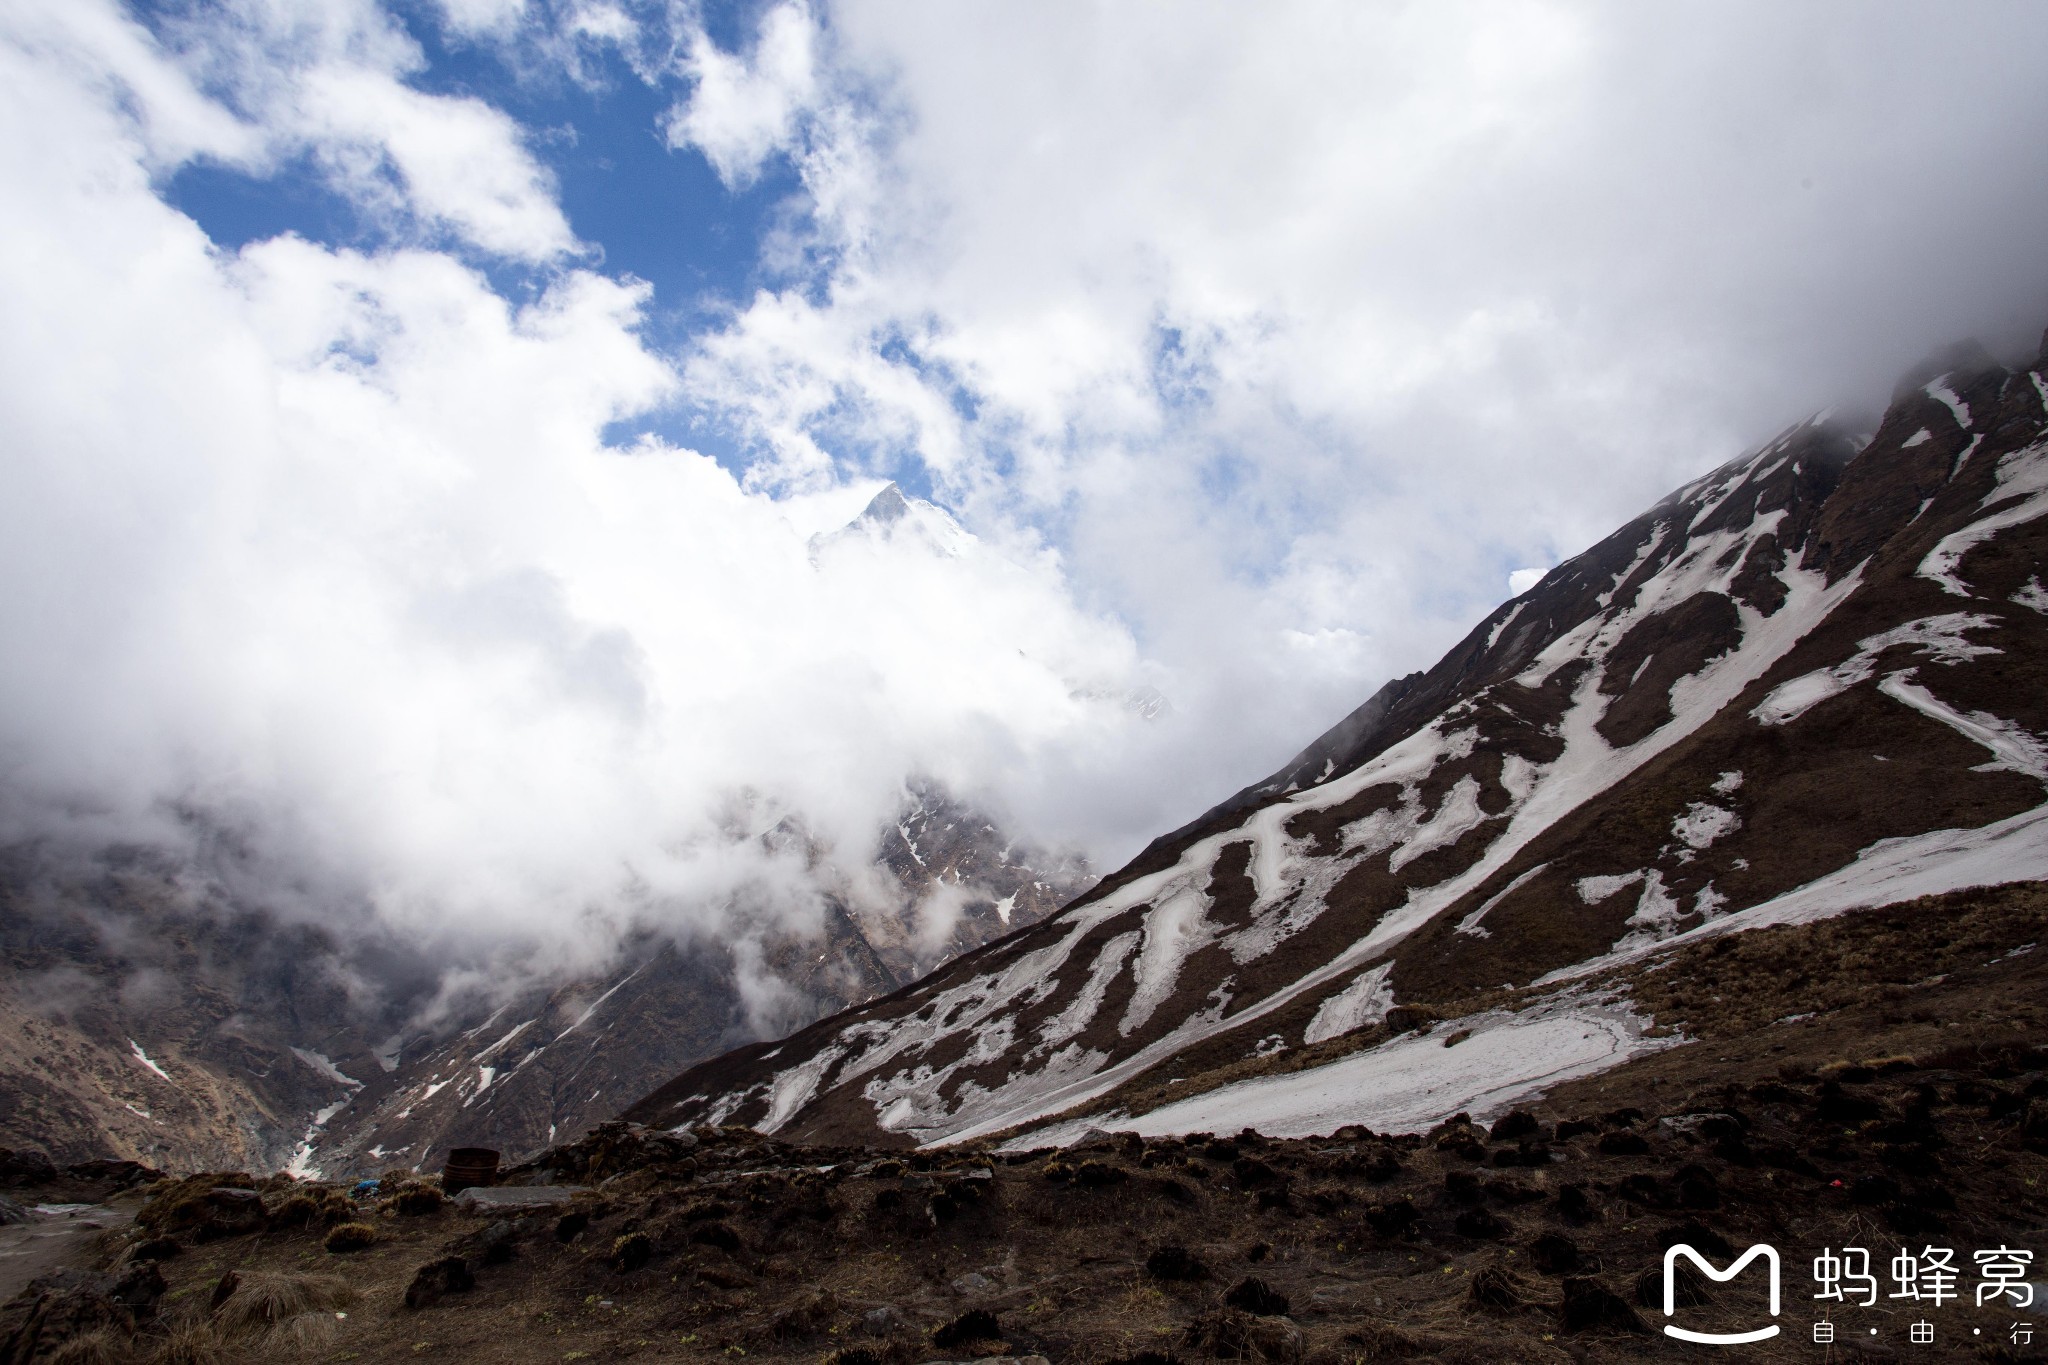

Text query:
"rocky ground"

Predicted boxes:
[[5, 904, 2045, 1365]]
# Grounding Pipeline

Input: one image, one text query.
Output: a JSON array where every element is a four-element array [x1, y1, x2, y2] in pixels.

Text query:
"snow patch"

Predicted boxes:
[[1926, 382, 1970, 430], [1455, 862, 1548, 938], [1671, 802, 1740, 850], [1902, 428, 1932, 449], [291, 1048, 363, 1089], [2013, 576, 2048, 614], [1712, 769, 1743, 795], [1121, 884, 1216, 1035], [1545, 799, 2048, 985], [1017, 998, 1672, 1144], [1754, 613, 2001, 725], [1877, 675, 2048, 783], [1577, 872, 1643, 904], [1919, 440, 2048, 595], [127, 1039, 173, 1084], [1613, 870, 1682, 952], [1303, 964, 1395, 1044], [473, 1020, 533, 1064], [1485, 600, 1527, 651]]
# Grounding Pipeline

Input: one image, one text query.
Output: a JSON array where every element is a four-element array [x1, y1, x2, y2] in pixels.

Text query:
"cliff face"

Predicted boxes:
[[626, 338, 2048, 1149]]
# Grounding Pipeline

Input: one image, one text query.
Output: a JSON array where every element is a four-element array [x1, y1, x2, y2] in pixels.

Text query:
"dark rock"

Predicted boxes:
[[612, 1231, 653, 1272], [1222, 1276, 1289, 1316], [689, 1221, 742, 1252], [1490, 1110, 1542, 1141], [1559, 1277, 1650, 1334], [404, 1256, 475, 1310], [1635, 1263, 1710, 1309], [1454, 1207, 1507, 1239], [1596, 1130, 1651, 1156], [931, 1308, 1002, 1350], [1146, 1246, 1208, 1281], [1364, 1199, 1419, 1237], [1556, 1184, 1599, 1224], [126, 1237, 180, 1263], [1529, 1233, 1581, 1275], [64, 1159, 162, 1188], [0, 1263, 164, 1362], [554, 1210, 590, 1243], [0, 1148, 57, 1187], [1075, 1160, 1127, 1187], [208, 1269, 239, 1312]]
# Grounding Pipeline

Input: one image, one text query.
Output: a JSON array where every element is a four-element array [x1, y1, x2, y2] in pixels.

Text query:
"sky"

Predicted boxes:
[[1, 0, 2046, 977]]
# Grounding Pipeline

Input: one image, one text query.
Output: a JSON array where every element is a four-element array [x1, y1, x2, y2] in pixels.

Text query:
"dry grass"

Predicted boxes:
[[213, 1271, 355, 1339], [141, 1319, 225, 1365], [47, 1330, 133, 1365]]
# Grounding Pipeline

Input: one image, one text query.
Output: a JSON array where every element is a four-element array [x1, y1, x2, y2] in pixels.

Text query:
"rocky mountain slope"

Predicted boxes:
[[629, 336, 2048, 1151], [0, 782, 1090, 1178]]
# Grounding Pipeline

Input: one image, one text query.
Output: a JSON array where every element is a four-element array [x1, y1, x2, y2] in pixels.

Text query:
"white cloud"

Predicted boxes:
[[5, 0, 2048, 988], [0, 2, 1155, 966], [295, 65, 576, 260], [434, 0, 529, 38], [664, 2, 820, 189], [664, 0, 2048, 810]]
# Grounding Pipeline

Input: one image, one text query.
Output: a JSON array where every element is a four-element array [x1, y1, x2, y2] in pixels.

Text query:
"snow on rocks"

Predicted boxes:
[[127, 1040, 174, 1084], [1454, 863, 1548, 939], [1875, 676, 2048, 784], [1753, 613, 2002, 725], [1014, 997, 1673, 1145], [1670, 802, 1740, 851], [1926, 381, 1972, 431], [1302, 964, 1395, 1044], [1919, 440, 2048, 595]]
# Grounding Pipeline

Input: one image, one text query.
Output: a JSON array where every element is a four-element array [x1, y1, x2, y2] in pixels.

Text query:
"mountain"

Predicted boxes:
[[0, 781, 1090, 1177], [300, 782, 1089, 1175], [626, 335, 2048, 1149]]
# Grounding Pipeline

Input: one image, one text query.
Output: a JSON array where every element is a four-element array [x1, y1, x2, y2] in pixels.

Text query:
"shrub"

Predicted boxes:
[[389, 1183, 445, 1215], [323, 1222, 377, 1253], [214, 1271, 355, 1337], [266, 1194, 321, 1228]]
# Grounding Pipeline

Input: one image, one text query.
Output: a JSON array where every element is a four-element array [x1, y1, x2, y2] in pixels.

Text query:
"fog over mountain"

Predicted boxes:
[[1, 0, 2046, 1013]]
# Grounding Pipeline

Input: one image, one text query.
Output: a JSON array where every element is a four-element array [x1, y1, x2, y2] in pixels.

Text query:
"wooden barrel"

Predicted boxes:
[[442, 1147, 500, 1194]]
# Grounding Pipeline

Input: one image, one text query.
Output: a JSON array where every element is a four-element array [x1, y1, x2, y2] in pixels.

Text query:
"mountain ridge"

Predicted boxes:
[[625, 334, 2048, 1151]]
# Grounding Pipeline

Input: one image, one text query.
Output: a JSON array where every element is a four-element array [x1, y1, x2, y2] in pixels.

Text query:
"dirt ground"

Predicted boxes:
[[5, 883, 2046, 1364]]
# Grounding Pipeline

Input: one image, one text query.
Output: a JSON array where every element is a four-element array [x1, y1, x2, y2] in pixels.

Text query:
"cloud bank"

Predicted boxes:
[[1, 0, 2046, 978]]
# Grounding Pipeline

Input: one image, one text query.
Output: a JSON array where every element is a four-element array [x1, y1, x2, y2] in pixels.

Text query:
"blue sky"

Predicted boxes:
[[152, 0, 807, 474]]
